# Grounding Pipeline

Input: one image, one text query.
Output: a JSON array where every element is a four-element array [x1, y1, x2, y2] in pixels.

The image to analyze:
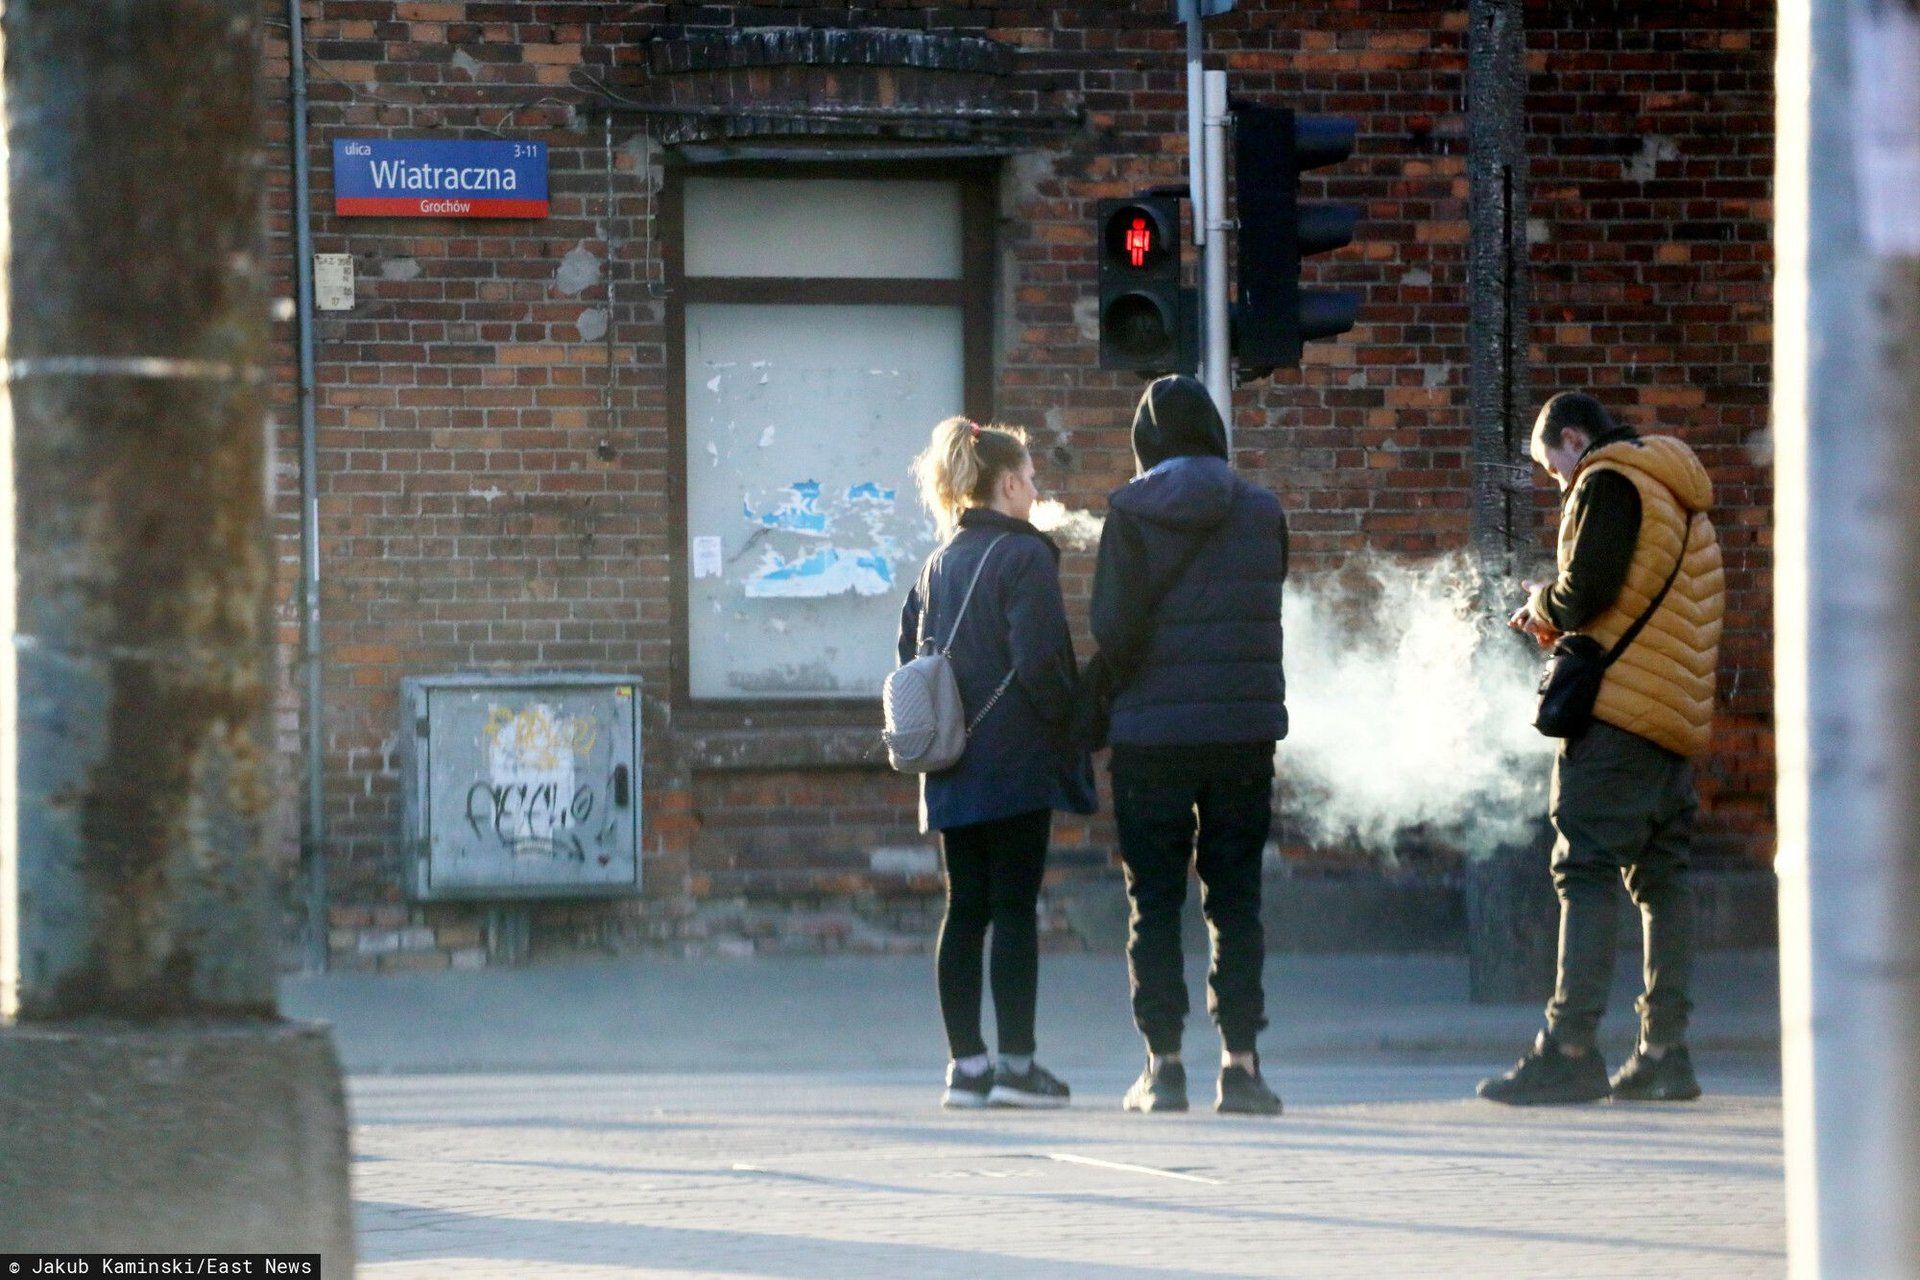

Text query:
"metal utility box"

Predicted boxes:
[[401, 674, 642, 901]]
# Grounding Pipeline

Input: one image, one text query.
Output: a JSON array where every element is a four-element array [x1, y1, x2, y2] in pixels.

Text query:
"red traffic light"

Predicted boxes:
[[1103, 201, 1173, 272]]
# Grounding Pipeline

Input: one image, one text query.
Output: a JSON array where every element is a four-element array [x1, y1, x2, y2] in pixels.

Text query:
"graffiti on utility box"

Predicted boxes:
[[464, 703, 607, 863], [404, 676, 642, 900]]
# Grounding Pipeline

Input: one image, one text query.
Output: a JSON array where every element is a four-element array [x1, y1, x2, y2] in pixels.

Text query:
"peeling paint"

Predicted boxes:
[[1073, 295, 1100, 344], [1625, 134, 1679, 182], [554, 244, 602, 296]]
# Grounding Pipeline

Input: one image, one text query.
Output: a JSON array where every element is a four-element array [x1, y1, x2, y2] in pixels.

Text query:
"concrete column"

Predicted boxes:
[[0, 1, 353, 1263], [1775, 1, 1920, 1273]]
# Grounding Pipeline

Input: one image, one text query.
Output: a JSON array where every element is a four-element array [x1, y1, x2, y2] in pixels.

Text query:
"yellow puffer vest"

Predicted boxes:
[[1554, 436, 1724, 757]]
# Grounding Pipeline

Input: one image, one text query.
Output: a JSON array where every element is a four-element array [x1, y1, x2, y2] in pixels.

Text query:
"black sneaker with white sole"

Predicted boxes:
[[941, 1062, 993, 1109], [989, 1061, 1071, 1108]]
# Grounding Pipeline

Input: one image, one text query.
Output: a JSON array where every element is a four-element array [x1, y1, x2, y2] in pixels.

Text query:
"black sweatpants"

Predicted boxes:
[[936, 808, 1052, 1059], [1114, 774, 1271, 1055]]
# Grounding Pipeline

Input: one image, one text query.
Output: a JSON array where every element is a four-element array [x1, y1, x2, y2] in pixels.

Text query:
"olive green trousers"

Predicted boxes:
[[1544, 721, 1698, 1051]]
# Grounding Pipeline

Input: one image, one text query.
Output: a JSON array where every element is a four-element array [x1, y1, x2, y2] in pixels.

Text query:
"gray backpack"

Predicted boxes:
[[883, 533, 1016, 773]]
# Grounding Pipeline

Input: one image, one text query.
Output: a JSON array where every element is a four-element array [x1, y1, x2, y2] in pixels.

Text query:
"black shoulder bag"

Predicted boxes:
[[1533, 513, 1694, 739]]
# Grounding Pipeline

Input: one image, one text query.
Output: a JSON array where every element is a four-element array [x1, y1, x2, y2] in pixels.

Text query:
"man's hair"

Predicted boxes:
[[1533, 391, 1618, 450]]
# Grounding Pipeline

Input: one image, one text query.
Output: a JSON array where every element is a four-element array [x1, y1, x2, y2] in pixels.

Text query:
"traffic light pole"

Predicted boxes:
[[1202, 70, 1232, 435]]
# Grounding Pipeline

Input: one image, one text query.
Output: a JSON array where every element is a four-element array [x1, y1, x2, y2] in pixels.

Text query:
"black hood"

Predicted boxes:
[[1131, 375, 1228, 472]]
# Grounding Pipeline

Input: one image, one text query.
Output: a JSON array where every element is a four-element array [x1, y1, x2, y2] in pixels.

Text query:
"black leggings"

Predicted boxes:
[[936, 808, 1052, 1059]]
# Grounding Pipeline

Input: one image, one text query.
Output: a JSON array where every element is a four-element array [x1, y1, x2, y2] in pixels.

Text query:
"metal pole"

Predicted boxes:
[[1202, 70, 1232, 436], [1466, 0, 1530, 585], [1775, 0, 1920, 1273], [7, 0, 278, 1017], [0, 11, 13, 1017], [288, 0, 330, 975], [1186, 16, 1206, 249]]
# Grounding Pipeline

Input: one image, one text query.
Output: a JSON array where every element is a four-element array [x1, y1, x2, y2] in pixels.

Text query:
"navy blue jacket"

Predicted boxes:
[[897, 508, 1097, 832], [1091, 454, 1289, 747]]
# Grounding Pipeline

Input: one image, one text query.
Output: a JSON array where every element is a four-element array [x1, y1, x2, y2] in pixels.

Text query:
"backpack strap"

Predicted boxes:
[[938, 532, 1010, 655]]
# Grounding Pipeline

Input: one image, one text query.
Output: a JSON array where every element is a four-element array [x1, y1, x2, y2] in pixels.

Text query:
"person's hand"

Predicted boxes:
[[1509, 582, 1560, 649]]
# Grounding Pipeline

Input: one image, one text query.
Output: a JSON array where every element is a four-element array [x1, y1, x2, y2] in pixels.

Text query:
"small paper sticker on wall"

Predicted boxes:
[[692, 536, 724, 580]]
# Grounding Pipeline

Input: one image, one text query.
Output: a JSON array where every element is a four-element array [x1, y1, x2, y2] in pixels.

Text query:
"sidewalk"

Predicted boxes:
[[281, 948, 1779, 1074], [299, 951, 1784, 1279]]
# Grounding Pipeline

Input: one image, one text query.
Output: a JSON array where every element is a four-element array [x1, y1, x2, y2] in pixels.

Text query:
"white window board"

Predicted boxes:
[[683, 178, 964, 280]]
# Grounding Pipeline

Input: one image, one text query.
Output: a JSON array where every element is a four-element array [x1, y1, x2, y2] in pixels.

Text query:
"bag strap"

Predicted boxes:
[[1151, 515, 1220, 617], [938, 532, 1010, 654], [1601, 512, 1695, 667], [967, 669, 1017, 734], [1107, 489, 1237, 689]]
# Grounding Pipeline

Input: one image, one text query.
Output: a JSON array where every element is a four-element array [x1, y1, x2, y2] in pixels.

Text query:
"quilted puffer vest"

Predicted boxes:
[[1558, 436, 1725, 757]]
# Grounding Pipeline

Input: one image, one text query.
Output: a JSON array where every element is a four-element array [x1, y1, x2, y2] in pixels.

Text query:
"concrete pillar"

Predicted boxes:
[[1776, 1, 1920, 1274], [0, 1, 354, 1264]]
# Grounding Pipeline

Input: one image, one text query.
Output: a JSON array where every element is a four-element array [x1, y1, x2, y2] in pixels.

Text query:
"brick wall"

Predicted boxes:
[[1523, 2, 1775, 860], [261, 0, 1775, 965]]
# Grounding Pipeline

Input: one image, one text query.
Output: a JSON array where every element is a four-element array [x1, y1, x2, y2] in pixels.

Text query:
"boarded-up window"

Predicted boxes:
[[673, 171, 990, 703]]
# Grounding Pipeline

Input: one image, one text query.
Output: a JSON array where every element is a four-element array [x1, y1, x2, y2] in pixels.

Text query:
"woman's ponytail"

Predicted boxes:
[[912, 416, 1028, 535]]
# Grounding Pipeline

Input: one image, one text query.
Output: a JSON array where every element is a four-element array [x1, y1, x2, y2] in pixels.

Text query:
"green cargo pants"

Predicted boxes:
[[1544, 720, 1697, 1051]]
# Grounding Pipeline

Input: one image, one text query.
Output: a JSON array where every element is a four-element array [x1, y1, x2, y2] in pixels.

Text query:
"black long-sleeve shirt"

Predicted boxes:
[[1531, 469, 1642, 632]]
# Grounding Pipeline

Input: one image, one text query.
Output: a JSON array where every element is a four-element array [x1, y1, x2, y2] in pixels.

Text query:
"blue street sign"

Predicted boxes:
[[333, 137, 548, 219]]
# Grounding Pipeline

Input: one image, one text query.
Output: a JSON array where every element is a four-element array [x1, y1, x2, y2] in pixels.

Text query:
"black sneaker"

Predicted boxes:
[[941, 1061, 993, 1109], [1216, 1057, 1283, 1116], [1476, 1031, 1611, 1105], [1609, 1043, 1702, 1102], [989, 1061, 1071, 1109], [1122, 1059, 1189, 1113]]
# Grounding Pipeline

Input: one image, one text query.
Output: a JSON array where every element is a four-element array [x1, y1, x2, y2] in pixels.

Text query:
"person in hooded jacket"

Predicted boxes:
[[1479, 391, 1725, 1106], [898, 416, 1097, 1110], [1089, 375, 1288, 1116]]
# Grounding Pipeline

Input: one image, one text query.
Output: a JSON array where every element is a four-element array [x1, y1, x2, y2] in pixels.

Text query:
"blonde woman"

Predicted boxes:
[[899, 417, 1095, 1108]]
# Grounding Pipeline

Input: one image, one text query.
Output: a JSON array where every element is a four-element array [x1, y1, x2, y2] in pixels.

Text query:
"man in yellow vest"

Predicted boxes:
[[1479, 391, 1725, 1105]]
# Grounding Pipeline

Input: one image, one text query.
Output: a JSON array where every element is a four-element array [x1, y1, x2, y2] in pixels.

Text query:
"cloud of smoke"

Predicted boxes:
[[1029, 501, 1553, 859], [1029, 498, 1106, 550], [1278, 555, 1554, 859]]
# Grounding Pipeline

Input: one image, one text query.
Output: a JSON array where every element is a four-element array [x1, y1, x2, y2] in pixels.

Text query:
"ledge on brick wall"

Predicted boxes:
[[602, 26, 1073, 148], [680, 726, 883, 771], [1051, 868, 1780, 956], [647, 28, 1017, 78]]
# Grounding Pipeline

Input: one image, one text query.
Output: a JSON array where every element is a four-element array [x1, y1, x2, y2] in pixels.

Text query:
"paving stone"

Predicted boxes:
[[347, 1061, 1783, 1279]]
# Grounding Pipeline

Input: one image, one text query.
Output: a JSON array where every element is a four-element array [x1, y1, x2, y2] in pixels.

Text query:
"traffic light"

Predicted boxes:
[[1096, 196, 1195, 375], [1233, 105, 1360, 373]]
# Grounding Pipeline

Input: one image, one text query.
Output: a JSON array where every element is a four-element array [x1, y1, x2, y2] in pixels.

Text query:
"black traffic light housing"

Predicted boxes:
[[1233, 105, 1360, 374], [1097, 196, 1197, 377]]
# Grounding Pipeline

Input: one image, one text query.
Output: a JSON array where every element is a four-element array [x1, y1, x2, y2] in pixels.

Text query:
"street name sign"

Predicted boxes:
[[332, 137, 548, 218]]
